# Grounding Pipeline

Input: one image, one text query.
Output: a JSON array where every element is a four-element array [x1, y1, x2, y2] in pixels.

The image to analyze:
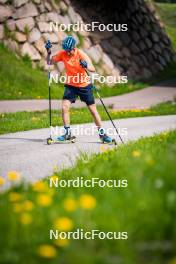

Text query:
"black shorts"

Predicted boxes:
[[63, 84, 95, 106]]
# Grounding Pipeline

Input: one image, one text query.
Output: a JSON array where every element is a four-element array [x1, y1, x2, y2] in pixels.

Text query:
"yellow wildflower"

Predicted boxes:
[[37, 245, 57, 259], [162, 132, 168, 137], [54, 217, 73, 231], [32, 181, 48, 192], [23, 200, 34, 211], [20, 213, 33, 225], [8, 171, 20, 181], [100, 145, 108, 153], [132, 150, 141, 157], [63, 198, 77, 212], [32, 116, 38, 121], [0, 177, 5, 186], [48, 188, 55, 197], [145, 155, 155, 166], [79, 194, 97, 210], [53, 164, 59, 173], [54, 238, 69, 247], [169, 257, 176, 264], [9, 192, 22, 202], [50, 175, 59, 181], [13, 203, 23, 213], [37, 194, 52, 207]]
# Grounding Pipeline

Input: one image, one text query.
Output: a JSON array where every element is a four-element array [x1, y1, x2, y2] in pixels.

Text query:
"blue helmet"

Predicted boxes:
[[62, 36, 76, 51]]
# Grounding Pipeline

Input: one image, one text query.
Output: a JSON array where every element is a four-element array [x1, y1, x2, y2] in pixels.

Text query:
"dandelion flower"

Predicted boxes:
[[50, 175, 59, 181], [37, 244, 57, 258], [63, 198, 77, 212], [32, 117, 38, 122], [169, 257, 176, 264], [32, 181, 48, 192], [145, 155, 155, 166], [79, 194, 97, 210], [13, 203, 23, 213], [8, 171, 20, 181], [37, 194, 52, 207], [0, 177, 5, 186], [20, 213, 33, 225], [23, 200, 34, 211], [9, 192, 22, 202], [100, 145, 108, 153], [54, 238, 69, 247], [132, 150, 141, 157], [54, 217, 73, 231]]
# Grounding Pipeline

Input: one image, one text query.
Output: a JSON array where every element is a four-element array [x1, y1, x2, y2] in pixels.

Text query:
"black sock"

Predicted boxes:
[[64, 126, 71, 135]]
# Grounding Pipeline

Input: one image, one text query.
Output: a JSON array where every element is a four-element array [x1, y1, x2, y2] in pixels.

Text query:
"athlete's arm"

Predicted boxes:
[[79, 49, 95, 72], [50, 51, 63, 64]]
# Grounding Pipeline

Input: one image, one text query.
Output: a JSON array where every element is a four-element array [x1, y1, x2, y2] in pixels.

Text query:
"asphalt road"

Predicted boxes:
[[0, 80, 176, 113], [0, 115, 176, 188]]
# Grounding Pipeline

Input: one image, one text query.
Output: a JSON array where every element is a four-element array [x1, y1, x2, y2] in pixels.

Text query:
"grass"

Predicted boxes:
[[0, 130, 176, 263], [155, 2, 176, 49], [0, 43, 61, 100], [0, 101, 176, 135], [0, 42, 176, 100]]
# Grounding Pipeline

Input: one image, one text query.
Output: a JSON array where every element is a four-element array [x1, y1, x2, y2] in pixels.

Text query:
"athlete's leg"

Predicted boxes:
[[87, 103, 102, 129], [61, 99, 71, 126]]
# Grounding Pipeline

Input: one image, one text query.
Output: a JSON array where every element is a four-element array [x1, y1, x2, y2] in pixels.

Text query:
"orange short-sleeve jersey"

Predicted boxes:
[[52, 48, 92, 88]]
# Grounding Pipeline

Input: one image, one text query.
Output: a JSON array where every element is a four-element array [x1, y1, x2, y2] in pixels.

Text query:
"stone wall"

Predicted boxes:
[[0, 0, 175, 81], [71, 0, 175, 80], [0, 0, 118, 80]]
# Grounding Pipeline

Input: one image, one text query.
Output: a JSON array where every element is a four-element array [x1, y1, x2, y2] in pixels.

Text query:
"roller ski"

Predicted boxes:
[[47, 135, 76, 145], [99, 128, 117, 145], [47, 126, 76, 145]]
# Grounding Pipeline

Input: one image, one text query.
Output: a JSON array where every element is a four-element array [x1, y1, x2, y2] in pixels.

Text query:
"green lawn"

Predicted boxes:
[[0, 130, 176, 264], [0, 43, 61, 100], [155, 3, 176, 49], [0, 101, 176, 135]]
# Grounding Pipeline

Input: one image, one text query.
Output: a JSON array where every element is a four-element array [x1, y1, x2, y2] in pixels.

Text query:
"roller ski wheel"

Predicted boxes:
[[47, 137, 53, 145]]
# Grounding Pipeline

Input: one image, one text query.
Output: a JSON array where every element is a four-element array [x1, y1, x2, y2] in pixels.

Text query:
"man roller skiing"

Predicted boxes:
[[46, 35, 113, 144]]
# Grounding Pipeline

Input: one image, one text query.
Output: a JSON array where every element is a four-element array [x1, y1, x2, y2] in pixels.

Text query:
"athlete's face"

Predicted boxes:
[[66, 48, 75, 56]]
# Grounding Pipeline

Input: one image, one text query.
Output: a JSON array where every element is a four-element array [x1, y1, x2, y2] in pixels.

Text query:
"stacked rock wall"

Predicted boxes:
[[71, 0, 175, 80], [0, 0, 118, 79]]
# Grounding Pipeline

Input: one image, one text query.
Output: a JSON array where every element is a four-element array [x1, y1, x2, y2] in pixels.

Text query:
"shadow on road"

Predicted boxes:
[[0, 137, 44, 143], [155, 79, 176, 87]]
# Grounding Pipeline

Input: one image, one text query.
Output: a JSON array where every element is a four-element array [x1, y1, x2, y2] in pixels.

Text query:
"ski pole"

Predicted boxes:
[[85, 68, 124, 144], [48, 64, 52, 128], [45, 40, 53, 131]]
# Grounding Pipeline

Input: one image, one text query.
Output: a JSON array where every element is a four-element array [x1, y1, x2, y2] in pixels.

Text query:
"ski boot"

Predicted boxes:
[[99, 128, 117, 145]]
